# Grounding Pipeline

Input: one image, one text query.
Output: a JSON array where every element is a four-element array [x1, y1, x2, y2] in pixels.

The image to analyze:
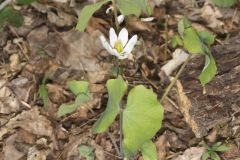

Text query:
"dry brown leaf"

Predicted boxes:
[[0, 32, 8, 47], [27, 138, 51, 160], [155, 133, 170, 160], [126, 16, 154, 32], [0, 79, 20, 114], [57, 30, 112, 83], [173, 147, 205, 160], [27, 26, 112, 83], [3, 134, 25, 160], [47, 9, 76, 27], [0, 107, 53, 139], [201, 1, 223, 29]]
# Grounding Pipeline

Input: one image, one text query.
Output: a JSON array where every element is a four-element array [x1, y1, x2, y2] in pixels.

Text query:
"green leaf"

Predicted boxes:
[[210, 152, 221, 160], [212, 142, 222, 150], [38, 84, 48, 108], [178, 16, 192, 36], [92, 75, 127, 134], [0, 6, 23, 30], [212, 0, 237, 7], [140, 141, 157, 160], [182, 27, 205, 54], [123, 85, 164, 157], [132, 0, 150, 15], [116, 0, 142, 16], [68, 80, 89, 96], [76, 0, 110, 31], [203, 143, 211, 150], [17, 0, 35, 5], [171, 35, 183, 48], [75, 94, 91, 106], [215, 145, 229, 152], [202, 152, 210, 160], [198, 31, 215, 46], [78, 145, 94, 160], [57, 103, 77, 117], [199, 52, 217, 86]]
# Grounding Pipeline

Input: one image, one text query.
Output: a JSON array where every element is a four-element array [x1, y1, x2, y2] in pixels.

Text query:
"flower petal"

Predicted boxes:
[[118, 28, 128, 47], [123, 35, 138, 54], [117, 15, 125, 24], [140, 17, 155, 22], [109, 28, 117, 48], [99, 34, 116, 55]]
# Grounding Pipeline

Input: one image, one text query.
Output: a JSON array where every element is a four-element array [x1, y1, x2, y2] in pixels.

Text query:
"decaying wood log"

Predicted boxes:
[[176, 35, 240, 138]]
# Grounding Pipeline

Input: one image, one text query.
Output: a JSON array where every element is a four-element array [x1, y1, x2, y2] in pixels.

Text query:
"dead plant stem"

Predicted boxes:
[[160, 55, 191, 103], [107, 131, 121, 156]]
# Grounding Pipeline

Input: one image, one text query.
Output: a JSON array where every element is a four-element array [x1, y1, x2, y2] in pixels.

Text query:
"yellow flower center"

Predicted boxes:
[[114, 40, 123, 54]]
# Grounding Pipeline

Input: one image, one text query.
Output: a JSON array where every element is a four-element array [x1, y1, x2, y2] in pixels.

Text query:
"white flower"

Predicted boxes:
[[106, 7, 125, 24], [117, 15, 125, 24], [99, 28, 138, 60], [140, 17, 155, 22]]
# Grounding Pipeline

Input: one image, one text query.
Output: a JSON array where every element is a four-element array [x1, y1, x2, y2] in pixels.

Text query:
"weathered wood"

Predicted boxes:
[[176, 35, 240, 138]]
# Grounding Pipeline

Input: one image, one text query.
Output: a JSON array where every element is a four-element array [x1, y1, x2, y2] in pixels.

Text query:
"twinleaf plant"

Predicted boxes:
[[202, 142, 229, 160], [74, 0, 220, 159], [77, 0, 164, 159], [172, 16, 217, 86], [57, 80, 91, 117]]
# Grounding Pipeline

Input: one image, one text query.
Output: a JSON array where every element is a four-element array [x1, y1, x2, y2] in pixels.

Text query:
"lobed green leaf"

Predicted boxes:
[[199, 52, 217, 86], [123, 85, 164, 158], [116, 0, 142, 16], [68, 80, 89, 96], [0, 6, 23, 30], [57, 103, 78, 117], [76, 0, 110, 31], [92, 75, 127, 134], [140, 141, 157, 160], [198, 31, 215, 46], [212, 0, 237, 7]]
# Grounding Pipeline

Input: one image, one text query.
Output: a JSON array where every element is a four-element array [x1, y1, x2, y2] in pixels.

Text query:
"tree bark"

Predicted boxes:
[[176, 35, 240, 138]]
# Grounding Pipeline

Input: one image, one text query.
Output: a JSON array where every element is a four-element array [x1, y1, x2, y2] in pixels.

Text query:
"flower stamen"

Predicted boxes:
[[114, 40, 123, 54]]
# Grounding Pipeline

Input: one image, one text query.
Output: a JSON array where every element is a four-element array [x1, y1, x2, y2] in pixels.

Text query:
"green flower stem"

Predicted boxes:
[[160, 55, 191, 103], [115, 59, 124, 159], [119, 106, 124, 159], [112, 0, 124, 158]]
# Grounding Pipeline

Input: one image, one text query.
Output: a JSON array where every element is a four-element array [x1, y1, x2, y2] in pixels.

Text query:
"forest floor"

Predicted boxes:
[[0, 0, 240, 160]]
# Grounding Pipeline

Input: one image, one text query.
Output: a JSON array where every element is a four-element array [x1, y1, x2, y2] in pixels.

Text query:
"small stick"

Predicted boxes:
[[160, 55, 191, 103], [107, 131, 121, 156], [164, 15, 169, 62]]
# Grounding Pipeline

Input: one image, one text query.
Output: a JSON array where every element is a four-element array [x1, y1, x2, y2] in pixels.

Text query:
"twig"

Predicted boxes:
[[164, 15, 169, 62], [0, 0, 11, 11], [160, 55, 191, 103], [107, 131, 121, 156]]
